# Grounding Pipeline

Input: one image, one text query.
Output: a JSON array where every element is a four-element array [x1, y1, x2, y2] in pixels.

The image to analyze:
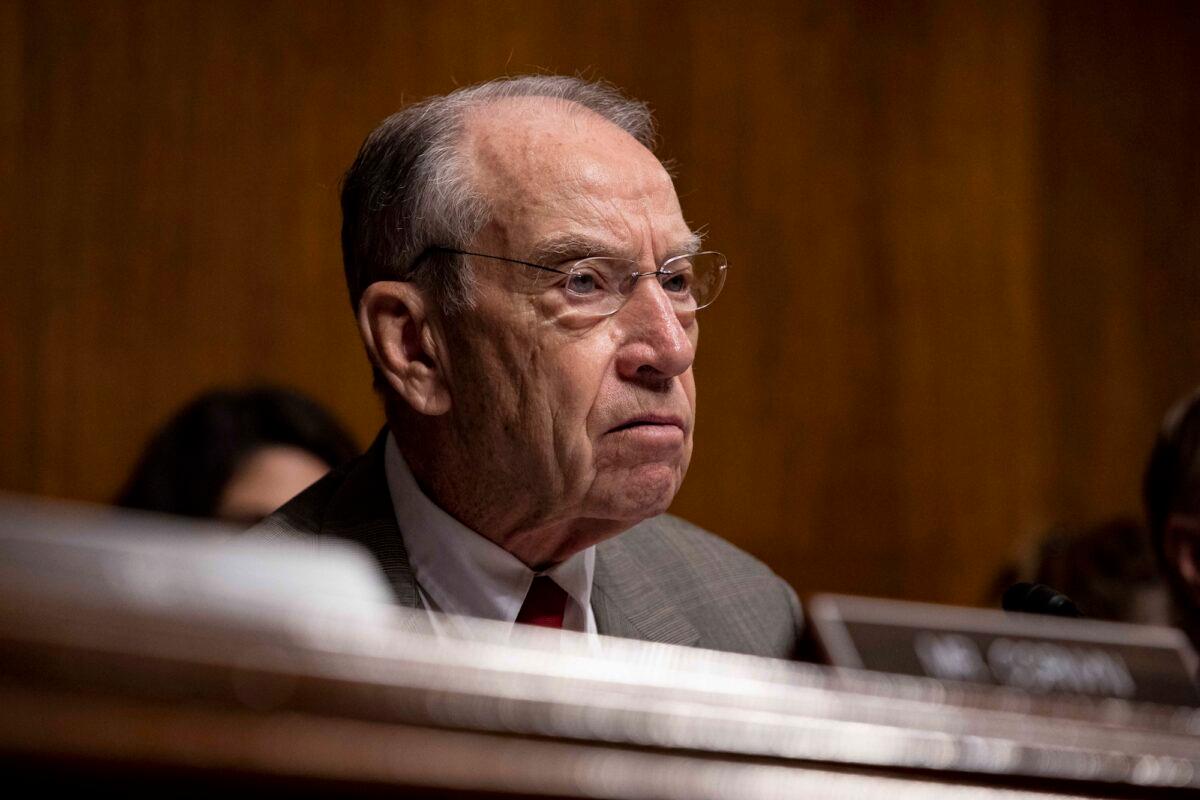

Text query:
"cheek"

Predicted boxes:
[[681, 367, 697, 408], [470, 323, 608, 471], [553, 358, 614, 466], [446, 302, 546, 416]]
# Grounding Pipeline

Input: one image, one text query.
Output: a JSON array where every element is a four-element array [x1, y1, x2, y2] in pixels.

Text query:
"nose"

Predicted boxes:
[[613, 277, 697, 386]]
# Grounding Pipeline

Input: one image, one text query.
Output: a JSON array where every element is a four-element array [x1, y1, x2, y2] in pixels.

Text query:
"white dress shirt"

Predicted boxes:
[[383, 433, 597, 636]]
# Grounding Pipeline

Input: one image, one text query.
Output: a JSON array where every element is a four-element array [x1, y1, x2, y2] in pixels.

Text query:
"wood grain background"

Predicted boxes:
[[3, 0, 1199, 606]]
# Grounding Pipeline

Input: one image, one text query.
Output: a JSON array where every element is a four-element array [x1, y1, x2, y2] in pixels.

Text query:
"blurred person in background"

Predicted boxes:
[[1144, 386, 1200, 648], [117, 387, 359, 526], [986, 518, 1171, 625]]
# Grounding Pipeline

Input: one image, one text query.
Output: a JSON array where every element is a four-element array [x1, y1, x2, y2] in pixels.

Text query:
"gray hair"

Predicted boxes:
[[340, 75, 657, 314]]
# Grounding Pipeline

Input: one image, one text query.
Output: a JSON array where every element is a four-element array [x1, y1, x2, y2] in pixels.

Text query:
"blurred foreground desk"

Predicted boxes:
[[1, 499, 1199, 798]]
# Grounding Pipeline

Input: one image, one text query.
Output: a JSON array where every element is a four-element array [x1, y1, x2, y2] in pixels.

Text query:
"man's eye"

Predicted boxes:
[[661, 271, 692, 294], [565, 270, 600, 295]]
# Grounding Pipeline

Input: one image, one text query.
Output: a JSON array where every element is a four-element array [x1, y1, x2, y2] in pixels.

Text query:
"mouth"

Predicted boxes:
[[607, 414, 686, 434]]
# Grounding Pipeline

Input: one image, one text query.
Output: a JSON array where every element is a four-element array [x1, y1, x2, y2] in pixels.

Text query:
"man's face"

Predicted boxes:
[[439, 98, 699, 556]]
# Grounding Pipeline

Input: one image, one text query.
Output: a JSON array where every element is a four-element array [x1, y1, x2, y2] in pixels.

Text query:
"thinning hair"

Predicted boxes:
[[340, 75, 657, 314]]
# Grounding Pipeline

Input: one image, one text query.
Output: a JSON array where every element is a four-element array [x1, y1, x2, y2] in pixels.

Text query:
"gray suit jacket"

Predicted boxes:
[[259, 432, 803, 659]]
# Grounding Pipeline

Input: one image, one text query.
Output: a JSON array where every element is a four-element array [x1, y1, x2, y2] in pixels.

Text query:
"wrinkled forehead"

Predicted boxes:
[[460, 97, 690, 256]]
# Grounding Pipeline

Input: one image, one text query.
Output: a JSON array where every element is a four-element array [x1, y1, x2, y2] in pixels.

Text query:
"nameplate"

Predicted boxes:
[[807, 593, 1200, 706]]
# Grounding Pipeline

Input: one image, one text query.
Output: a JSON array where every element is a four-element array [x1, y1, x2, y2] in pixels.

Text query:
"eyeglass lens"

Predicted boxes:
[[564, 252, 727, 316]]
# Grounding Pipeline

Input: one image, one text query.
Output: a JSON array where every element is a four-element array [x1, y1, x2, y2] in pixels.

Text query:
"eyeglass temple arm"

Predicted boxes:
[[425, 246, 569, 277]]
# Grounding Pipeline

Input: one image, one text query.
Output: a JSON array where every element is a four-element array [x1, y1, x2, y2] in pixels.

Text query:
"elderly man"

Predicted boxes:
[[264, 75, 802, 657]]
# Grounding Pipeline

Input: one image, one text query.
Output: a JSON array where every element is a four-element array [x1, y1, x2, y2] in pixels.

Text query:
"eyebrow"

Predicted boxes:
[[670, 231, 705, 259], [529, 230, 704, 264], [529, 233, 617, 263]]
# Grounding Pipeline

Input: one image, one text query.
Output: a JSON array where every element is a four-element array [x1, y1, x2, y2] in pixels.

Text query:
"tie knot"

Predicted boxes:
[[516, 575, 568, 629]]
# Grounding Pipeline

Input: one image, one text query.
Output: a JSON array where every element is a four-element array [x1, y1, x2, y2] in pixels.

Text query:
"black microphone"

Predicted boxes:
[[1001, 582, 1083, 618]]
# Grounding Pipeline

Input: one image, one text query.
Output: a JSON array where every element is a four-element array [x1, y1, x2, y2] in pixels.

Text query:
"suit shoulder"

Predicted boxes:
[[251, 459, 351, 539], [613, 514, 804, 657], [623, 513, 779, 579]]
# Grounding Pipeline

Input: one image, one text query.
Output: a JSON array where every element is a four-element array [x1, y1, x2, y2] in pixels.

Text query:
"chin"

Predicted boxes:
[[592, 463, 683, 522]]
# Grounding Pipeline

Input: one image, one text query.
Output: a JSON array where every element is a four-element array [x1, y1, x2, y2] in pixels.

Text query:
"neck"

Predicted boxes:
[[387, 416, 625, 569]]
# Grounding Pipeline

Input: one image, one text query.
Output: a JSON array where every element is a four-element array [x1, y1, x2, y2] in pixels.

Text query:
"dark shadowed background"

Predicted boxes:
[[2, 0, 1199, 607]]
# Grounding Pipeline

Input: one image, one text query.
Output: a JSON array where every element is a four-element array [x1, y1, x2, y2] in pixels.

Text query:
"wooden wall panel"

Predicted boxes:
[[2, 0, 1198, 607], [1038, 2, 1200, 526], [676, 1, 1049, 603]]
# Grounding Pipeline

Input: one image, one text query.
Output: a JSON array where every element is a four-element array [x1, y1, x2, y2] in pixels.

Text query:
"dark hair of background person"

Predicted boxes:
[[1143, 387, 1200, 638], [1144, 388, 1200, 555], [116, 387, 359, 521]]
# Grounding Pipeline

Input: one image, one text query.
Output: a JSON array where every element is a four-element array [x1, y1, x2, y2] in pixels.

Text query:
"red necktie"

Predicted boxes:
[[516, 575, 568, 629]]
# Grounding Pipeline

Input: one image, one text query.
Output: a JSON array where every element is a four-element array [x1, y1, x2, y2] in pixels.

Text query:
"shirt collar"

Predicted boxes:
[[383, 433, 594, 627]]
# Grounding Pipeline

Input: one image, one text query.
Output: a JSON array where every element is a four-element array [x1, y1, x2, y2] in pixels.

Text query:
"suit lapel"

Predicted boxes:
[[592, 527, 700, 647], [320, 430, 423, 609]]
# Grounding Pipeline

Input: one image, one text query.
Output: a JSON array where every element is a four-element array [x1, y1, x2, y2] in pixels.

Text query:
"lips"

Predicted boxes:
[[607, 414, 686, 434]]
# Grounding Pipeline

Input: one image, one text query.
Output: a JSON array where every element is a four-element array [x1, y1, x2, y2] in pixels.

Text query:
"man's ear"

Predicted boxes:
[[1163, 513, 1200, 598], [358, 282, 451, 416]]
